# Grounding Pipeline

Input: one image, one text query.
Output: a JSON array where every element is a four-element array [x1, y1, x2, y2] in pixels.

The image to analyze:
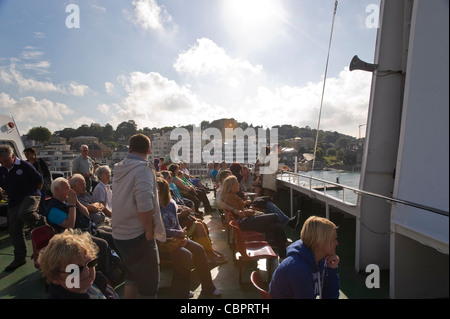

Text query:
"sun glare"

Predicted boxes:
[[227, 0, 279, 28], [222, 0, 287, 51]]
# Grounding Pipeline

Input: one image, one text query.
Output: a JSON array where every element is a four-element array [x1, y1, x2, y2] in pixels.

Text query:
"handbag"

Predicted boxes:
[[251, 196, 272, 211], [243, 209, 265, 217], [157, 236, 186, 254]]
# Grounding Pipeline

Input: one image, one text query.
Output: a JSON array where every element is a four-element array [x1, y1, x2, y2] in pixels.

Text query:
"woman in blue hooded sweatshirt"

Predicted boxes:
[[269, 216, 340, 299]]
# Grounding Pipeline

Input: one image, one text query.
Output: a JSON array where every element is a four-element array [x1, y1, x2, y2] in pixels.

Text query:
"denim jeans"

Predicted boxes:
[[238, 213, 287, 258], [114, 234, 159, 297], [265, 201, 290, 226]]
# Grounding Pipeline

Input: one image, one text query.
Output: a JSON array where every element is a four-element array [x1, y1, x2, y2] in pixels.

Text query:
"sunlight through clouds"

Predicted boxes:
[[0, 1, 378, 137]]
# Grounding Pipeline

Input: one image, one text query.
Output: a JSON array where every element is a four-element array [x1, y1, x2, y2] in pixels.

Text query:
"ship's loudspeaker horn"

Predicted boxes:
[[349, 55, 378, 72]]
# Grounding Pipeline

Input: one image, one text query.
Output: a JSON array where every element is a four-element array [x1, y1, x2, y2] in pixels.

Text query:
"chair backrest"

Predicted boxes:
[[251, 271, 272, 299], [223, 209, 236, 223], [30, 225, 56, 269], [229, 219, 248, 255]]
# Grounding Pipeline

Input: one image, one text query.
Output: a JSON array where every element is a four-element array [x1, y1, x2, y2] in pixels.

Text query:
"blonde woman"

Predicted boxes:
[[38, 229, 118, 299], [269, 216, 340, 299], [220, 175, 289, 259]]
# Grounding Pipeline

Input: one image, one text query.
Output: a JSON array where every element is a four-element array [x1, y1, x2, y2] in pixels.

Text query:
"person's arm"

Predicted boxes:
[[322, 255, 340, 299], [24, 160, 44, 190], [50, 189, 77, 229], [174, 178, 193, 192], [136, 166, 158, 241], [92, 185, 112, 217], [75, 199, 90, 218], [139, 209, 155, 241], [59, 206, 76, 229]]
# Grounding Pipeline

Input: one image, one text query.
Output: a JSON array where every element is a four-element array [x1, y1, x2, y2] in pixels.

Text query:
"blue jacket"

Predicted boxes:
[[0, 158, 42, 207], [269, 239, 340, 299]]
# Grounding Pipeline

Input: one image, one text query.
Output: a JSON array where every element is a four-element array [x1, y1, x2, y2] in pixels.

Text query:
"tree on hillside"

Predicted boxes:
[[115, 120, 137, 140], [27, 126, 52, 144], [54, 127, 76, 140], [101, 123, 115, 141]]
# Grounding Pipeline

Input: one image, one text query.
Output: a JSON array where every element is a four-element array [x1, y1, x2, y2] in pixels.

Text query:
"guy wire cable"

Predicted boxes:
[[311, 0, 338, 174]]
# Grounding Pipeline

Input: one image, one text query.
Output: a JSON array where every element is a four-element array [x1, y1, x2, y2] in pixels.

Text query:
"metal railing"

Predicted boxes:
[[278, 171, 449, 217]]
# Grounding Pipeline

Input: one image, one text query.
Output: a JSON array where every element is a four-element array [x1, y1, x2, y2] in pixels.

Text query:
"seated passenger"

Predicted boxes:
[[46, 177, 110, 276], [92, 165, 112, 217], [38, 229, 119, 299], [269, 216, 340, 299], [180, 161, 208, 190], [69, 174, 115, 251], [215, 169, 233, 211], [70, 174, 111, 230], [240, 165, 253, 193], [160, 170, 197, 215], [160, 172, 226, 264], [210, 162, 220, 185], [220, 175, 290, 258], [157, 178, 221, 298], [217, 170, 299, 229], [168, 164, 214, 214]]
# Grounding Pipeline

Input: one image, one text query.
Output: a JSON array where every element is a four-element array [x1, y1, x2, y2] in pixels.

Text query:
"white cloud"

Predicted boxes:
[[0, 64, 90, 96], [113, 71, 210, 128], [98, 103, 110, 114], [233, 68, 372, 137], [68, 82, 90, 96], [174, 38, 262, 79], [33, 32, 46, 39], [22, 60, 51, 73], [173, 38, 264, 108], [0, 93, 74, 124], [20, 47, 44, 60], [170, 38, 371, 137], [131, 0, 177, 35], [105, 82, 114, 94]]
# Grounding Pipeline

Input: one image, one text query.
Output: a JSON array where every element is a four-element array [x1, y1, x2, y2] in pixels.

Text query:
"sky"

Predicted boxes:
[[0, 0, 380, 138]]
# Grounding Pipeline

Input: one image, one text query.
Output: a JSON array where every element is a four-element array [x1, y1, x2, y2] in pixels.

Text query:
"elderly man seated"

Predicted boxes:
[[69, 174, 111, 229], [69, 174, 115, 251]]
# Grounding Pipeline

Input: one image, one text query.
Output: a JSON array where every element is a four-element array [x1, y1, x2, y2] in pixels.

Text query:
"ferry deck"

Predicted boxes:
[[0, 187, 389, 300]]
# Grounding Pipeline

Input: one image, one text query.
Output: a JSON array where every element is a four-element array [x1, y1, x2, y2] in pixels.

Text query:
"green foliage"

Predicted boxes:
[[27, 126, 52, 144]]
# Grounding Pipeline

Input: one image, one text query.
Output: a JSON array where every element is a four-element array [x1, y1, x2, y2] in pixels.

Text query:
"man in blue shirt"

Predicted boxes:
[[0, 145, 46, 272]]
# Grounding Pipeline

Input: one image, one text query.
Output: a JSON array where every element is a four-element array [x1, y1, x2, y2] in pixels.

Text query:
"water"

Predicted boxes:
[[308, 170, 361, 188], [297, 170, 361, 204]]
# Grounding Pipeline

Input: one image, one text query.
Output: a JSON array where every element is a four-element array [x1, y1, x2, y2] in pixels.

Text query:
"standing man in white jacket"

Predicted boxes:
[[112, 134, 166, 299]]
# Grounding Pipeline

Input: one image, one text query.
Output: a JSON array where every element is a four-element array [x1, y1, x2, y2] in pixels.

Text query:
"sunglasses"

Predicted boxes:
[[60, 258, 98, 274]]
